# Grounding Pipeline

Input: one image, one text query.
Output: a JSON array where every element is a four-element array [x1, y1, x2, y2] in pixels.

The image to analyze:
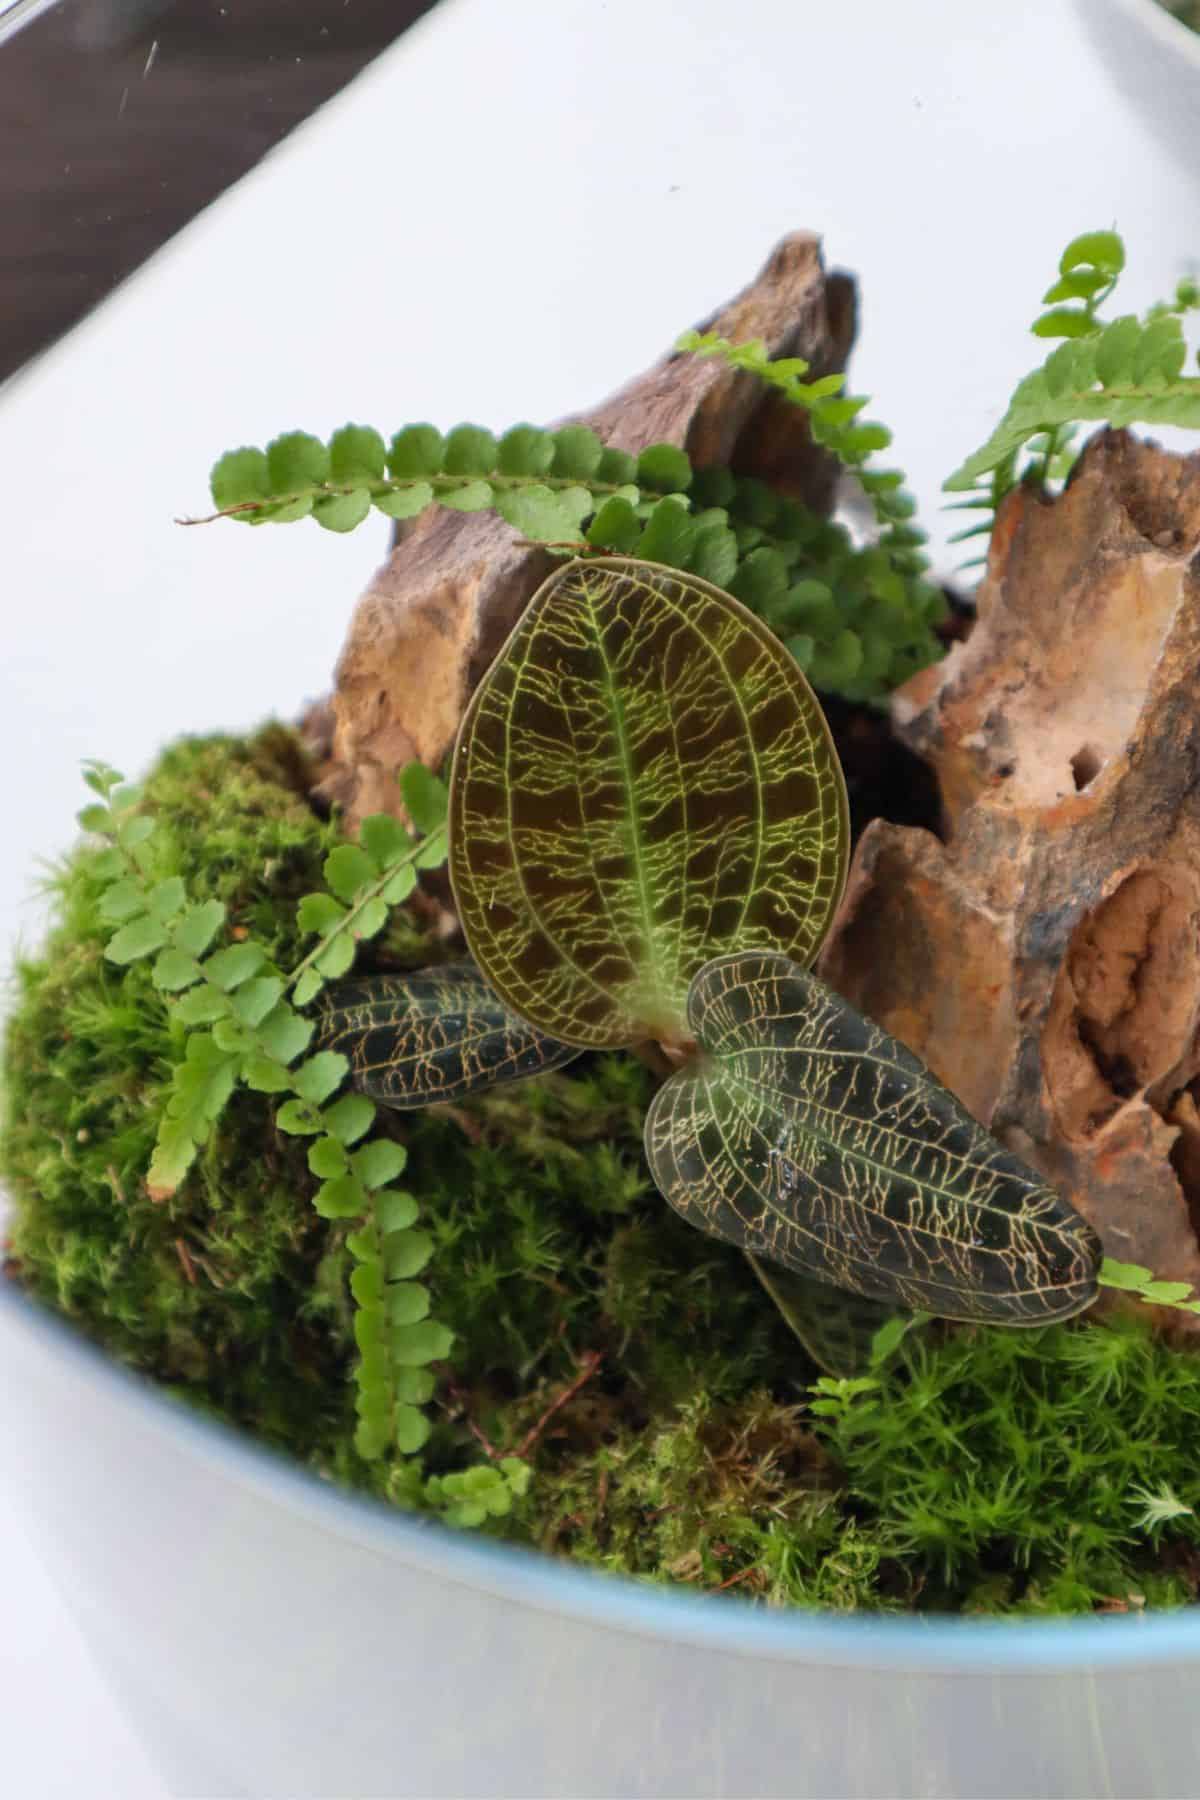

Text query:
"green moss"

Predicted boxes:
[[4, 726, 1200, 1618]]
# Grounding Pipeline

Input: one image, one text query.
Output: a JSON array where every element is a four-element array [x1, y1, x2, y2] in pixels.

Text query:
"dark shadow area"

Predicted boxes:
[[0, 0, 435, 381]]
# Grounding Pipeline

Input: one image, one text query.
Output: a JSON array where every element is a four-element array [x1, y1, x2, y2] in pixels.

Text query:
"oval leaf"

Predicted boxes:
[[318, 961, 580, 1109], [644, 950, 1103, 1324], [449, 558, 849, 1049]]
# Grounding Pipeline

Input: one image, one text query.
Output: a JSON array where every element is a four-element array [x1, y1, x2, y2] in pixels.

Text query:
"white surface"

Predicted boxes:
[[0, 0, 1196, 1792]]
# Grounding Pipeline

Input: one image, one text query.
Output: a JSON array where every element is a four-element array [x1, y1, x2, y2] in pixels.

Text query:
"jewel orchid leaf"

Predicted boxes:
[[449, 557, 849, 1051], [745, 1254, 909, 1378], [644, 950, 1102, 1323], [318, 961, 580, 1109]]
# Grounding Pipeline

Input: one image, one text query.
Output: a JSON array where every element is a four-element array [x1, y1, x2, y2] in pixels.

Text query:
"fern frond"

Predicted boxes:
[[190, 422, 660, 540], [76, 758, 458, 1463], [946, 231, 1200, 494]]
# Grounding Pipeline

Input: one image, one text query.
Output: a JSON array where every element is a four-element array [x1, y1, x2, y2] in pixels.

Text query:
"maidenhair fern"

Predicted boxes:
[[77, 757, 455, 1461]]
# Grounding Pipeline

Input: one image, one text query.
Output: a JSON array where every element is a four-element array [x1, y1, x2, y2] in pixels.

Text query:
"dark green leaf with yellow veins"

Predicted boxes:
[[645, 950, 1103, 1323], [318, 960, 580, 1109], [449, 557, 849, 1049], [745, 1253, 905, 1377]]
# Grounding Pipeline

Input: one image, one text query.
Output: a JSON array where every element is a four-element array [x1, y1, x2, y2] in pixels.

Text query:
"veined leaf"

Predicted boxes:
[[644, 950, 1102, 1324], [449, 558, 849, 1049], [318, 961, 580, 1108], [746, 1253, 907, 1378]]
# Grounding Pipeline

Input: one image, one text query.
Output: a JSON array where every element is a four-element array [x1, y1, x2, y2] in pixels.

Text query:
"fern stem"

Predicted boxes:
[[284, 821, 448, 1001]]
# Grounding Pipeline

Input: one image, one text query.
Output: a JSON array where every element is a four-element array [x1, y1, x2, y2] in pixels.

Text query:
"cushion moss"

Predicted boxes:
[[3, 727, 1199, 1616]]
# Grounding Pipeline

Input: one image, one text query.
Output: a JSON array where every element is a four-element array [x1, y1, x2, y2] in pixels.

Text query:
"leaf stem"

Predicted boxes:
[[283, 820, 448, 1001], [179, 471, 657, 528]]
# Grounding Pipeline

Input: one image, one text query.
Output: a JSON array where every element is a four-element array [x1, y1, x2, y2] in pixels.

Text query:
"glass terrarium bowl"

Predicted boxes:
[[1077, 0, 1200, 175], [3, 1279, 1200, 1799]]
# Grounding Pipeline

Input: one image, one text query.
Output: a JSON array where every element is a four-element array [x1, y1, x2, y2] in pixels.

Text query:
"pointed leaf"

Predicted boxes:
[[644, 950, 1103, 1324], [746, 1253, 906, 1378], [449, 558, 849, 1049], [318, 962, 581, 1108]]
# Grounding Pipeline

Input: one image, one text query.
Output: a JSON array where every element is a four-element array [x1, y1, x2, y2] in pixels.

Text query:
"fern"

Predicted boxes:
[[946, 231, 1200, 503], [193, 422, 654, 539], [194, 413, 944, 703], [1098, 1258, 1200, 1316], [674, 329, 946, 697], [77, 757, 455, 1462]]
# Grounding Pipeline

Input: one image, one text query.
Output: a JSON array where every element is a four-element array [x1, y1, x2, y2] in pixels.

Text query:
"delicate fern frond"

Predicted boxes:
[[191, 422, 662, 540], [76, 758, 457, 1462], [674, 332, 945, 700], [1098, 1258, 1200, 1316], [946, 231, 1200, 494]]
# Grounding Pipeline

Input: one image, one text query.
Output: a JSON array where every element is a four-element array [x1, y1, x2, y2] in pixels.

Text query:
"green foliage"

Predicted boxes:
[[424, 1457, 532, 1529], [318, 963, 581, 1109], [199, 382, 947, 706], [9, 730, 1200, 1614], [1098, 1258, 1200, 1314], [808, 1319, 1200, 1612], [448, 559, 848, 1050], [674, 327, 945, 699], [70, 749, 455, 1460], [945, 231, 1200, 562], [646, 951, 1101, 1324], [204, 421, 644, 540]]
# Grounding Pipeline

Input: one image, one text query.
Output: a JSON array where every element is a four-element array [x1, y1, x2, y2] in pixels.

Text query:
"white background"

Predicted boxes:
[[1, 0, 1197, 1792]]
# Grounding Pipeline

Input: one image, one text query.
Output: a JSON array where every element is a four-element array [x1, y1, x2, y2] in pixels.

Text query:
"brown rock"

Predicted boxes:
[[818, 429, 1200, 1324], [318, 232, 855, 825]]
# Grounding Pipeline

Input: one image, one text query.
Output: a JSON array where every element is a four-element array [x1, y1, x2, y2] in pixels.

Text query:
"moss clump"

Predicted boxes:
[[4, 726, 1200, 1616]]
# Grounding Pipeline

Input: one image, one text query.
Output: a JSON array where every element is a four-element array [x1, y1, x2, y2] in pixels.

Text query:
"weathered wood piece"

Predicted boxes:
[[818, 430, 1200, 1323], [317, 233, 855, 825]]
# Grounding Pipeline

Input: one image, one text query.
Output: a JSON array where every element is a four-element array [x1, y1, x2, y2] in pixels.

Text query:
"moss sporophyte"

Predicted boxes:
[[7, 229, 1200, 1612]]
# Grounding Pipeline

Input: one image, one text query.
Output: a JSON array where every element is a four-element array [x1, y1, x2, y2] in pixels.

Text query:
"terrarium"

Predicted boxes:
[[6, 224, 1200, 1796]]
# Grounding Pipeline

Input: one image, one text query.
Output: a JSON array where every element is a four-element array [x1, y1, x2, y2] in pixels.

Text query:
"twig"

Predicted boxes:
[[441, 1372, 502, 1460], [516, 1349, 603, 1458], [714, 1565, 757, 1593]]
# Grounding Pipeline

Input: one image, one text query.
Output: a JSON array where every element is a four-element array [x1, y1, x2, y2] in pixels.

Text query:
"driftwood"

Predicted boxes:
[[317, 233, 855, 824], [818, 430, 1200, 1323], [316, 231, 1200, 1308]]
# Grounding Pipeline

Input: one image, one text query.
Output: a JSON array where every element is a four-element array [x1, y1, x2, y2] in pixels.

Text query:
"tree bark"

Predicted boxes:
[[317, 232, 855, 825], [817, 430, 1200, 1324]]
